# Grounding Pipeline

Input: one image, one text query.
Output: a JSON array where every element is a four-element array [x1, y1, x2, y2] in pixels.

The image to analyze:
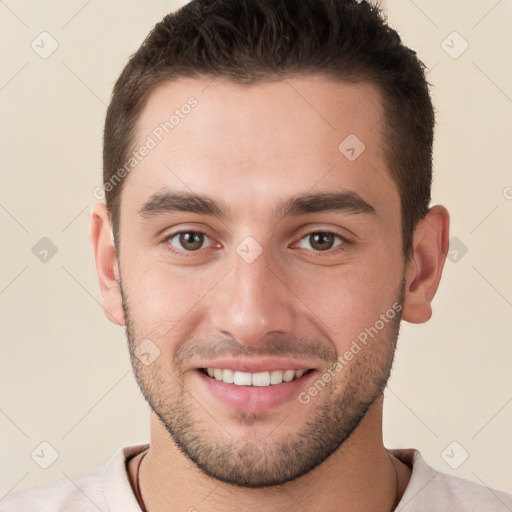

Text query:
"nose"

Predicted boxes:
[[210, 244, 297, 348]]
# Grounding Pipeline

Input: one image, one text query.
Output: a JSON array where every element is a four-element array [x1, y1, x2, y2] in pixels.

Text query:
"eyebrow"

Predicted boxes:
[[137, 189, 377, 222]]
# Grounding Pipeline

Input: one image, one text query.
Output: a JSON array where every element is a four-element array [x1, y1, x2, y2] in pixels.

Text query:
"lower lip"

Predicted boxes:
[[195, 369, 317, 413]]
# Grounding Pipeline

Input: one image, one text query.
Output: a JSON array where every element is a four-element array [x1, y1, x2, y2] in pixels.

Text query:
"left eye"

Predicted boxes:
[[168, 231, 214, 251], [297, 232, 344, 251]]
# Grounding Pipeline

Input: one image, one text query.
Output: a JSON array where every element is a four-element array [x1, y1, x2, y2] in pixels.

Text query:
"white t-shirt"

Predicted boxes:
[[1, 443, 511, 511]]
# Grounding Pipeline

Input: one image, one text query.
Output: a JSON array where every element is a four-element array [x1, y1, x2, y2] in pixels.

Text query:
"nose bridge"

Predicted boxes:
[[210, 241, 295, 346]]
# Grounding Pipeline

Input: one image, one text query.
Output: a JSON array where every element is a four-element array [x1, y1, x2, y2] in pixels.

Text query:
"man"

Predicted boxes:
[[3, 0, 511, 510]]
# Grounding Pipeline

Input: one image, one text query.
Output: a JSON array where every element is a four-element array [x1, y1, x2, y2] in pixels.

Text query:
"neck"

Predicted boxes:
[[129, 397, 411, 512]]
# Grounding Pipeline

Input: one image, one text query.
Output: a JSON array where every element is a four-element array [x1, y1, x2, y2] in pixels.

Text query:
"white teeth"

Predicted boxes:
[[204, 368, 308, 386], [270, 370, 284, 384], [283, 370, 295, 382], [222, 369, 234, 384], [233, 371, 252, 386], [252, 371, 271, 387]]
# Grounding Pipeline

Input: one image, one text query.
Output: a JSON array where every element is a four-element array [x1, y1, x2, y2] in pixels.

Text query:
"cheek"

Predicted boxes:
[[289, 254, 402, 343], [121, 257, 219, 337]]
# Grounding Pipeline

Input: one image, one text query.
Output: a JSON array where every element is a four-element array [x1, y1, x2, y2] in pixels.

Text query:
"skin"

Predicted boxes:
[[90, 75, 450, 511]]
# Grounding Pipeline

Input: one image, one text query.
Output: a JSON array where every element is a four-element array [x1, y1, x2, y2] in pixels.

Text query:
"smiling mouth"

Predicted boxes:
[[199, 368, 314, 387]]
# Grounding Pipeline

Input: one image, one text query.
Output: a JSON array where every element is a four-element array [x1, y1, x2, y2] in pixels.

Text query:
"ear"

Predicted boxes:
[[401, 205, 450, 324], [89, 203, 125, 326]]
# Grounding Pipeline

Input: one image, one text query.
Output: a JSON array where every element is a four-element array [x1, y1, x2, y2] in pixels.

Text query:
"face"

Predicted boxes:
[[117, 76, 406, 487]]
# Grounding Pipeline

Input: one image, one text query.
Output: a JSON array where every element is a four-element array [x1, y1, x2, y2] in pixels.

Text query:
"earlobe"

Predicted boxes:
[[89, 203, 125, 326], [401, 205, 450, 324]]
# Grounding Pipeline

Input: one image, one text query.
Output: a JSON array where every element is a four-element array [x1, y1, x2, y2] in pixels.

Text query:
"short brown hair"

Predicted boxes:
[[103, 0, 434, 260]]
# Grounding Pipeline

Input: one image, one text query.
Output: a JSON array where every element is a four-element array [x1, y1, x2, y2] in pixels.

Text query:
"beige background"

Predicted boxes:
[[1, 0, 511, 499]]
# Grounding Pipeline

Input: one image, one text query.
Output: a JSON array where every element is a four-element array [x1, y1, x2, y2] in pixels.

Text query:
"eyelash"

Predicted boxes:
[[163, 230, 351, 258]]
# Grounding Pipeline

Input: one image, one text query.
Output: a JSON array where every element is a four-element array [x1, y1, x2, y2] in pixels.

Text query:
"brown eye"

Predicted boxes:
[[298, 232, 343, 252], [169, 231, 211, 251]]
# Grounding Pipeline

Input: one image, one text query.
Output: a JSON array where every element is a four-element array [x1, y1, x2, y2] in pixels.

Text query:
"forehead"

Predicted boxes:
[[123, 75, 399, 225]]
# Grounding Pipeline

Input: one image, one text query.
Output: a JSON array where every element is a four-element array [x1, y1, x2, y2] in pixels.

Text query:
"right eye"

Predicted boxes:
[[166, 231, 215, 253]]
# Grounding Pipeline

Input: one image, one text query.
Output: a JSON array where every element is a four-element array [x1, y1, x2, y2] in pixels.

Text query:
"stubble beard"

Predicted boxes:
[[121, 276, 405, 488]]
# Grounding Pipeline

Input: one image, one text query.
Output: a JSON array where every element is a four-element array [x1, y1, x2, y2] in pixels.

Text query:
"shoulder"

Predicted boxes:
[[0, 444, 148, 512], [391, 448, 512, 511], [0, 466, 104, 512]]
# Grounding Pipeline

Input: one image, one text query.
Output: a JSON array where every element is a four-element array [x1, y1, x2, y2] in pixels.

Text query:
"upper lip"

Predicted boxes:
[[195, 358, 317, 373]]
